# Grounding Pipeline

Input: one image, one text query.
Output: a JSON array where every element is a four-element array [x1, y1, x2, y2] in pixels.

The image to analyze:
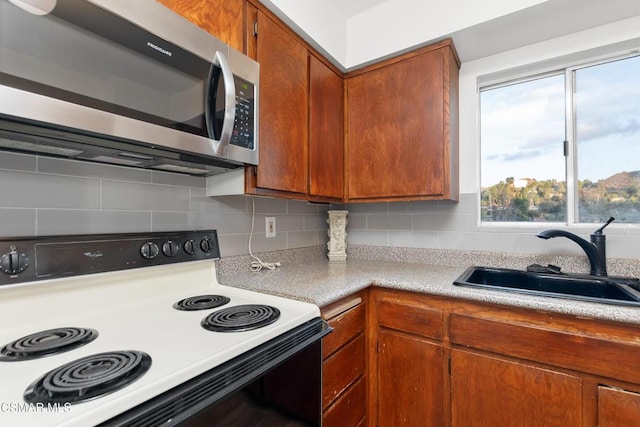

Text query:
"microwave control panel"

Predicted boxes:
[[231, 76, 255, 150]]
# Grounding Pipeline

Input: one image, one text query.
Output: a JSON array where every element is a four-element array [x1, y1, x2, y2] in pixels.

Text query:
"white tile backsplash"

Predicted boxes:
[[0, 153, 329, 256], [0, 152, 36, 172], [0, 170, 100, 209], [4, 151, 638, 261], [345, 195, 640, 259], [0, 208, 36, 236], [102, 180, 191, 211], [39, 210, 151, 235]]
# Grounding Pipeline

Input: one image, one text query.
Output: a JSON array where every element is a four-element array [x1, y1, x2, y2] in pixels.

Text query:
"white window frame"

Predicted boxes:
[[478, 50, 640, 227]]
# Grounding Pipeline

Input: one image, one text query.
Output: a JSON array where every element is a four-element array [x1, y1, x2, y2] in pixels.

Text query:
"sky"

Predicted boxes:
[[480, 54, 640, 187]]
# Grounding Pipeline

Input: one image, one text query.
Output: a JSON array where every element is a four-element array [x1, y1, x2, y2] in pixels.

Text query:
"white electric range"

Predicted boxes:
[[0, 230, 327, 427]]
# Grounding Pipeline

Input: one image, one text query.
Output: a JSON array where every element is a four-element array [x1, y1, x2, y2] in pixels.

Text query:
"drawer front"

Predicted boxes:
[[323, 333, 365, 409], [378, 298, 443, 339], [449, 313, 640, 384], [323, 377, 366, 427], [323, 301, 365, 359]]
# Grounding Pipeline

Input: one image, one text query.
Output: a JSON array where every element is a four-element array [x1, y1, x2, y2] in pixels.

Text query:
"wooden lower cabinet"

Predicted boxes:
[[598, 386, 640, 427], [321, 293, 367, 427], [378, 330, 443, 426], [450, 349, 582, 427], [367, 287, 640, 427], [372, 290, 445, 427]]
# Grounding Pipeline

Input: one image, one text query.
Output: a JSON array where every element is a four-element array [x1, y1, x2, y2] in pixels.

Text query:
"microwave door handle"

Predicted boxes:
[[211, 51, 236, 156]]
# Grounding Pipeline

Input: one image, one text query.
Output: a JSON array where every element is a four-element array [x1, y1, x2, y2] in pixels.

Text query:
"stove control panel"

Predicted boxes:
[[0, 230, 220, 285]]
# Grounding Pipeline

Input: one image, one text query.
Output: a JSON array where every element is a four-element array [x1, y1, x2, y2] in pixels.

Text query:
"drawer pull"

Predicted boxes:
[[323, 297, 362, 320]]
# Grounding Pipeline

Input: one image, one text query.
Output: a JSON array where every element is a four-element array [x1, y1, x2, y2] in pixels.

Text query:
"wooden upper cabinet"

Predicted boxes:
[[156, 0, 244, 52], [309, 55, 344, 200], [245, 6, 309, 195], [346, 40, 459, 201]]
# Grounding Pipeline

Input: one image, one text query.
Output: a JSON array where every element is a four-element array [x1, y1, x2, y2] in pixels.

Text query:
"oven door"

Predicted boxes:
[[99, 318, 331, 427]]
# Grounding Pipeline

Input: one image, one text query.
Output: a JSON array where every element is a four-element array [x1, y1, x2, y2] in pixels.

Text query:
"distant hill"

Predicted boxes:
[[603, 171, 640, 189]]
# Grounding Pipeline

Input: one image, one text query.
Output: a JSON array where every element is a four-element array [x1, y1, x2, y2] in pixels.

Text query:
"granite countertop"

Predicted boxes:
[[217, 257, 640, 326]]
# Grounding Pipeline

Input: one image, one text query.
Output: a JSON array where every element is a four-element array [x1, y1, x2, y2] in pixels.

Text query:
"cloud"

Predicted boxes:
[[578, 118, 640, 143], [486, 149, 545, 162]]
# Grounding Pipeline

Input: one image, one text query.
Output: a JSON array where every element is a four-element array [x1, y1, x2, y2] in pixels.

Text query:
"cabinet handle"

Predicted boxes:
[[322, 297, 362, 320]]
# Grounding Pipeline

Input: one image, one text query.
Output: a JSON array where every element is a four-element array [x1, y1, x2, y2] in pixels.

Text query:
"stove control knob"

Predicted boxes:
[[162, 240, 179, 257], [1, 249, 29, 275], [140, 241, 159, 259], [200, 238, 212, 253], [183, 239, 196, 255]]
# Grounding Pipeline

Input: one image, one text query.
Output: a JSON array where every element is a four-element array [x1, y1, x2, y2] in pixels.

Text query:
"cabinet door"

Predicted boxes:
[[451, 349, 582, 427], [598, 386, 640, 427], [347, 48, 445, 199], [377, 329, 443, 426], [309, 55, 344, 199], [156, 0, 244, 52], [250, 9, 308, 195]]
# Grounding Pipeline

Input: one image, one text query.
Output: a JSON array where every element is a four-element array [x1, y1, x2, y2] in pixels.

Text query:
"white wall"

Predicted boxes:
[[263, 0, 348, 65], [345, 0, 548, 67]]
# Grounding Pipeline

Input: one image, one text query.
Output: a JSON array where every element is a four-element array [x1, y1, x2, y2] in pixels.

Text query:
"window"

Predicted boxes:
[[480, 53, 640, 224]]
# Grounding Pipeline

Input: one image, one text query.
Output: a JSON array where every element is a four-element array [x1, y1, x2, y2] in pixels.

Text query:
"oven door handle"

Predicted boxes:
[[208, 51, 236, 157]]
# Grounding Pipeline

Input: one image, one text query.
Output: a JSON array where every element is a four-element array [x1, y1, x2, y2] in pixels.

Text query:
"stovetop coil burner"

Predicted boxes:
[[0, 327, 98, 361], [173, 295, 230, 311], [24, 350, 151, 405], [201, 304, 281, 332]]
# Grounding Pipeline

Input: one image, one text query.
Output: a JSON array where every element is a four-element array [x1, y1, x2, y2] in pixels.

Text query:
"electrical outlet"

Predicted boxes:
[[265, 217, 276, 238]]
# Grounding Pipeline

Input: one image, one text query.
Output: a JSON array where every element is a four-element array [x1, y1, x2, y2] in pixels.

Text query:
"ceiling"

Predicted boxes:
[[327, 0, 387, 19], [261, 0, 640, 71]]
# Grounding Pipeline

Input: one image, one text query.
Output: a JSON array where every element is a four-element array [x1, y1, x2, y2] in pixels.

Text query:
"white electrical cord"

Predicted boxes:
[[248, 197, 281, 272]]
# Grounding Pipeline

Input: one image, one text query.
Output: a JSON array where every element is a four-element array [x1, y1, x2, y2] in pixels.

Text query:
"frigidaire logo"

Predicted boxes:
[[147, 41, 172, 57], [83, 251, 103, 259]]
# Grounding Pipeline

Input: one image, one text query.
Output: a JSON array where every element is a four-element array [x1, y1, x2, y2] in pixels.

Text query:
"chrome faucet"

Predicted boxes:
[[536, 217, 614, 276]]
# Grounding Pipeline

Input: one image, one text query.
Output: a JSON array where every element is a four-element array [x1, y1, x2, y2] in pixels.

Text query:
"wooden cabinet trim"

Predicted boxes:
[[345, 38, 459, 78]]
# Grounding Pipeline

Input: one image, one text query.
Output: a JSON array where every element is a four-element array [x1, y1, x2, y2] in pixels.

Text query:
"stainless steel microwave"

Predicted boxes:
[[0, 0, 259, 176]]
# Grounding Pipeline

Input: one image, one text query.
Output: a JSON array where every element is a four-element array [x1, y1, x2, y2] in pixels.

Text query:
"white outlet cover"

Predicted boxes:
[[265, 217, 276, 238]]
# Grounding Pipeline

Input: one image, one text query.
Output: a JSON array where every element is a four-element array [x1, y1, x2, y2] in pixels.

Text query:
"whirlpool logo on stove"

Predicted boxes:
[[83, 251, 104, 259]]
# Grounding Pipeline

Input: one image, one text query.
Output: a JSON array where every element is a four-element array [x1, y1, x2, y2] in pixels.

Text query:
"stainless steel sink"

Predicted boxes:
[[453, 266, 640, 306]]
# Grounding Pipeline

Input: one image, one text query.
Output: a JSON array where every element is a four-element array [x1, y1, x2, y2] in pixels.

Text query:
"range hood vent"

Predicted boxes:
[[0, 118, 241, 177]]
